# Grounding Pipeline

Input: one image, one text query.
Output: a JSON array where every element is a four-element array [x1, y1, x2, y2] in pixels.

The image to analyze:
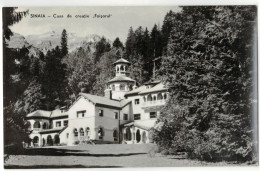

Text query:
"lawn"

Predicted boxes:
[[4, 143, 246, 168]]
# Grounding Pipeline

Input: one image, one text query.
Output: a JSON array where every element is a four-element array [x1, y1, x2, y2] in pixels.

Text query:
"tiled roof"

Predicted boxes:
[[39, 126, 67, 134], [144, 79, 161, 85], [108, 75, 135, 83], [123, 121, 152, 131], [50, 109, 68, 118], [125, 83, 167, 96], [125, 85, 147, 96], [26, 110, 51, 118], [113, 58, 130, 65], [80, 93, 131, 109], [138, 83, 167, 95]]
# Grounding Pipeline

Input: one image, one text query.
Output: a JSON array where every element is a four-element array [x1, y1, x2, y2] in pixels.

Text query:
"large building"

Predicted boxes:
[[26, 58, 168, 146]]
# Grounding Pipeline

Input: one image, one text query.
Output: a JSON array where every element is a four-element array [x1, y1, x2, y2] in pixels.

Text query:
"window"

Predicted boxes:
[[164, 93, 167, 99], [114, 112, 118, 119], [63, 120, 68, 126], [56, 121, 61, 127], [123, 114, 128, 120], [150, 112, 157, 119], [98, 127, 104, 139], [74, 129, 78, 137], [134, 114, 141, 120], [129, 85, 133, 91], [134, 99, 140, 105], [158, 93, 163, 100], [99, 109, 103, 117], [80, 128, 84, 136], [120, 84, 125, 90], [42, 123, 47, 129], [66, 133, 69, 138], [77, 110, 86, 118], [113, 130, 118, 141], [112, 85, 115, 91], [147, 94, 152, 101]]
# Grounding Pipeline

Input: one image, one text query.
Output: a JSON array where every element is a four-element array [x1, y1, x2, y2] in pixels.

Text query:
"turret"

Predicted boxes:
[[104, 58, 136, 100]]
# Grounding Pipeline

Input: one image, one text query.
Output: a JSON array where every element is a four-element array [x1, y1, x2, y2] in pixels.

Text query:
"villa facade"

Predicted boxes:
[[26, 58, 168, 147]]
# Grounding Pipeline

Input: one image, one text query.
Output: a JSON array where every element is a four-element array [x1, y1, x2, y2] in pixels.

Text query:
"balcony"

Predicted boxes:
[[141, 99, 166, 107]]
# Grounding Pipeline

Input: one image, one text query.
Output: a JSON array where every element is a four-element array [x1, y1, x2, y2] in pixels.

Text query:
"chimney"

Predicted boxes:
[[104, 89, 112, 99]]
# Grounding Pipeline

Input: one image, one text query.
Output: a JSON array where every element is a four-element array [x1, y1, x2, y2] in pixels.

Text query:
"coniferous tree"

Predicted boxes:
[[94, 37, 111, 63], [61, 29, 68, 56], [161, 10, 176, 54], [154, 6, 257, 162], [113, 37, 124, 49], [3, 7, 30, 153], [64, 47, 97, 103]]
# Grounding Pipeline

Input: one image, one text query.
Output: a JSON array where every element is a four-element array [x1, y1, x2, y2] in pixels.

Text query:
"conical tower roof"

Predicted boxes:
[[113, 58, 131, 65]]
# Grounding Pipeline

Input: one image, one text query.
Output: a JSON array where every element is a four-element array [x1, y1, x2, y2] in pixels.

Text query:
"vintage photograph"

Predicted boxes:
[[3, 6, 258, 168]]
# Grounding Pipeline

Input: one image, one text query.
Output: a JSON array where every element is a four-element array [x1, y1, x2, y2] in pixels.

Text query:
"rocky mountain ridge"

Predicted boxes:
[[6, 31, 106, 57]]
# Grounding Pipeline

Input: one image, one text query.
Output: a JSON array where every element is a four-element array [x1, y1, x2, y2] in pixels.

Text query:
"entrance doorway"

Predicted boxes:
[[136, 129, 141, 143]]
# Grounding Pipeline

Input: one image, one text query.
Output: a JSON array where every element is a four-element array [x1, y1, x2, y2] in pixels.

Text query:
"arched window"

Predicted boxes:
[[143, 96, 146, 102], [113, 129, 118, 141], [54, 134, 60, 144], [42, 123, 48, 129], [157, 93, 163, 100], [116, 66, 119, 72], [120, 65, 124, 71], [86, 127, 90, 136], [129, 85, 133, 91], [98, 127, 104, 140], [47, 135, 53, 146], [164, 93, 167, 99], [147, 94, 152, 101], [79, 128, 84, 136], [85, 127, 90, 139], [33, 121, 40, 129], [153, 96, 156, 101], [112, 84, 115, 91], [74, 128, 78, 137], [120, 84, 125, 90], [25, 121, 31, 130], [33, 136, 39, 144], [125, 127, 131, 141]]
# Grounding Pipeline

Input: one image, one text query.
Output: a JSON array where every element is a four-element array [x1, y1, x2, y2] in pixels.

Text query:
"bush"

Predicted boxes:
[[73, 140, 80, 145]]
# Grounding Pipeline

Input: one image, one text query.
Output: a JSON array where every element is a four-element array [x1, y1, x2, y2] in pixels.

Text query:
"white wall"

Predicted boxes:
[[52, 118, 68, 128], [67, 97, 96, 145], [95, 106, 120, 142]]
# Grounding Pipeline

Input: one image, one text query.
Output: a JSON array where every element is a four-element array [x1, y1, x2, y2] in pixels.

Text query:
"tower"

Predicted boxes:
[[105, 58, 136, 100]]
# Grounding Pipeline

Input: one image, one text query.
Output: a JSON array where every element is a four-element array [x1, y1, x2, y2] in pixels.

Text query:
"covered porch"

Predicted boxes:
[[121, 122, 151, 144]]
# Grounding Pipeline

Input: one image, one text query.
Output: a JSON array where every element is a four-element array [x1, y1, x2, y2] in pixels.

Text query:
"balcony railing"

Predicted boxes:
[[33, 128, 41, 131], [141, 99, 166, 107]]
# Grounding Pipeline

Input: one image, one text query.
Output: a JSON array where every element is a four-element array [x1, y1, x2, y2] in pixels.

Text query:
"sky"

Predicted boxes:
[[10, 6, 181, 42]]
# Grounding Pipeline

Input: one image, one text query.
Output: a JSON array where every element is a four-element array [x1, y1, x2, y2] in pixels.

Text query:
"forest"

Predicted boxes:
[[3, 6, 257, 163]]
